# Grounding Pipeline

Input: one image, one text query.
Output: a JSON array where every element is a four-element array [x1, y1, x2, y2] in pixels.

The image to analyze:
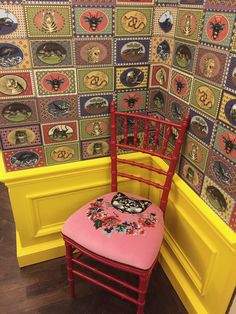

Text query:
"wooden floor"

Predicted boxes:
[[0, 182, 187, 314]]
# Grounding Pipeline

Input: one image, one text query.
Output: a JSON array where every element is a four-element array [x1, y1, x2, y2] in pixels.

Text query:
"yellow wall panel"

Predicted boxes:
[[150, 158, 236, 314], [0, 153, 235, 314]]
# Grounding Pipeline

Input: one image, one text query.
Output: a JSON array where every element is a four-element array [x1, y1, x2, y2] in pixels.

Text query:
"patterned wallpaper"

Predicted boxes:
[[0, 0, 235, 231]]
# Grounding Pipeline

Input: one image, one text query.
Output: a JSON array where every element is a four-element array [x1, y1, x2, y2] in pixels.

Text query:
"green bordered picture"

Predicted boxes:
[[190, 79, 221, 119], [24, 5, 72, 38], [45, 142, 80, 166], [172, 41, 196, 74], [182, 134, 208, 172], [79, 116, 110, 140], [201, 12, 236, 48], [115, 7, 153, 37], [77, 67, 114, 94], [175, 9, 203, 43]]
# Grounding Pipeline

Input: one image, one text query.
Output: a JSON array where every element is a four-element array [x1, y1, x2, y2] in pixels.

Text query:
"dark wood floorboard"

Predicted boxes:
[[0, 182, 188, 314]]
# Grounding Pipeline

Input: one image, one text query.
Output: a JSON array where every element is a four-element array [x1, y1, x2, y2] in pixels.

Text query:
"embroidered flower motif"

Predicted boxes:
[[87, 196, 158, 236]]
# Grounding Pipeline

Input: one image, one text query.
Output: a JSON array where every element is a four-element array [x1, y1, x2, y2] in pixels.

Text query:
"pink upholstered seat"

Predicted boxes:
[[62, 192, 164, 270]]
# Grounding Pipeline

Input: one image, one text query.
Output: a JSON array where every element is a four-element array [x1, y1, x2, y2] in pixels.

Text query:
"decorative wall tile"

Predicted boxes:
[[41, 121, 78, 145], [45, 142, 80, 166], [75, 38, 113, 67], [148, 89, 167, 115], [224, 54, 236, 94], [34, 68, 77, 97], [180, 0, 204, 5], [205, 0, 236, 10], [201, 176, 235, 224], [116, 66, 149, 90], [78, 67, 114, 94], [201, 11, 236, 48], [117, 0, 154, 5], [166, 94, 189, 123], [232, 33, 236, 53], [158, 0, 178, 3], [115, 38, 150, 65], [218, 91, 236, 128], [188, 109, 215, 145], [194, 46, 228, 87], [0, 124, 42, 150], [172, 41, 196, 74], [116, 114, 146, 135], [0, 39, 31, 70], [190, 78, 221, 118], [229, 205, 236, 232], [169, 69, 193, 103], [149, 64, 170, 90], [79, 94, 112, 117], [2, 146, 45, 171], [115, 7, 153, 37], [116, 132, 144, 154], [24, 5, 72, 38], [0, 71, 34, 99], [81, 138, 110, 160], [0, 0, 235, 231], [79, 117, 110, 140], [175, 8, 203, 43], [74, 7, 113, 36], [153, 7, 177, 37], [38, 95, 78, 123], [0, 5, 26, 39], [206, 149, 236, 198], [30, 40, 73, 68], [117, 90, 147, 112], [183, 134, 209, 172], [151, 36, 174, 65], [213, 123, 236, 164], [0, 99, 38, 126], [73, 0, 115, 5], [147, 112, 164, 131], [179, 156, 204, 194]]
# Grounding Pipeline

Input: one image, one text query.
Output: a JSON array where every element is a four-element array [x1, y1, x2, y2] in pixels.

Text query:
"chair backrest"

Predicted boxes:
[[110, 100, 189, 214]]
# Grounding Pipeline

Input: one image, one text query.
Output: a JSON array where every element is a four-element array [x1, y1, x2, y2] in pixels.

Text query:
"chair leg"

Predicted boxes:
[[65, 241, 75, 298], [137, 273, 150, 314]]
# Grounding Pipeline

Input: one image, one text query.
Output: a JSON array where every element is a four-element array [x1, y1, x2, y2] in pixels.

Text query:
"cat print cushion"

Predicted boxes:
[[111, 192, 152, 214]]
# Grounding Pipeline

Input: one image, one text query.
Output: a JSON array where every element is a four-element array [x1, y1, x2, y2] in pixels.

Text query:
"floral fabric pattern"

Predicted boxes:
[[87, 195, 158, 235]]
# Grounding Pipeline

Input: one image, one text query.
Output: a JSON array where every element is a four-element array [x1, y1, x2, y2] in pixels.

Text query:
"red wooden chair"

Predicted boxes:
[[62, 101, 189, 313]]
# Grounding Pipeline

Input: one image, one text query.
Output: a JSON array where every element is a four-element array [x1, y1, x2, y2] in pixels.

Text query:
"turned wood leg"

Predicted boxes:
[[65, 242, 75, 298], [137, 274, 150, 314]]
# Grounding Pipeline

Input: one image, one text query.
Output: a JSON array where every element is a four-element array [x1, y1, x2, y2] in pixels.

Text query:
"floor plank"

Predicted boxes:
[[0, 183, 187, 314]]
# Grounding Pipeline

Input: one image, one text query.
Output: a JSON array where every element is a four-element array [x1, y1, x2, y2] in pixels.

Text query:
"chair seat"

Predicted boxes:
[[62, 192, 164, 270]]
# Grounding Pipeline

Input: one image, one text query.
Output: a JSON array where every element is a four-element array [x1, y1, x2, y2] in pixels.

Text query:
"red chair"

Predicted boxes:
[[62, 101, 189, 313]]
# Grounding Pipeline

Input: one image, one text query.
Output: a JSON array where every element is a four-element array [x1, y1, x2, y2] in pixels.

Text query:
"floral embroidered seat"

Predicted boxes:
[[62, 192, 164, 270]]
